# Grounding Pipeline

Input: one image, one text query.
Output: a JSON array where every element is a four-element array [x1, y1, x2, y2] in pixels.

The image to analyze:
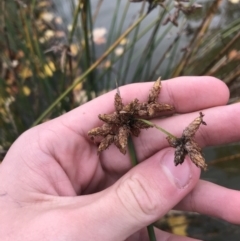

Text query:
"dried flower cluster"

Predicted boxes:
[[130, 0, 202, 26], [88, 79, 174, 154], [167, 112, 207, 170]]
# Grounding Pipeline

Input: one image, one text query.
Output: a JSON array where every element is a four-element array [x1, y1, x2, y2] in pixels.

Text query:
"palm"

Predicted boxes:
[[31, 119, 153, 196]]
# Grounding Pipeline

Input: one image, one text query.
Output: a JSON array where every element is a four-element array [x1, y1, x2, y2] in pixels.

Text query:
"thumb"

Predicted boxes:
[[72, 149, 200, 241]]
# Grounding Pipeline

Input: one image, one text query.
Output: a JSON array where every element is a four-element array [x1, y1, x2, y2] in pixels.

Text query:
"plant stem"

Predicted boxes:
[[128, 118, 177, 241], [128, 137, 156, 241], [68, 0, 81, 45], [150, 30, 180, 80], [128, 137, 138, 166], [32, 12, 148, 126], [81, 0, 96, 98], [201, 31, 240, 75], [121, 0, 146, 84], [172, 0, 222, 77], [97, 11, 168, 85], [147, 225, 157, 241], [138, 119, 177, 139], [92, 0, 103, 24]]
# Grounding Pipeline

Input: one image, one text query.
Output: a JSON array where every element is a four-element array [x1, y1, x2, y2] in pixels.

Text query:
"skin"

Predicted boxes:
[[0, 76, 240, 241]]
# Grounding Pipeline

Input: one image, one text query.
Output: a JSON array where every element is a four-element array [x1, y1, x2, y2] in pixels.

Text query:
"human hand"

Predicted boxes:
[[0, 76, 240, 241]]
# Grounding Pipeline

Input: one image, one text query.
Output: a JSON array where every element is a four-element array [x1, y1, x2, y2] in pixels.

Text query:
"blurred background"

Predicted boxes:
[[0, 0, 240, 239]]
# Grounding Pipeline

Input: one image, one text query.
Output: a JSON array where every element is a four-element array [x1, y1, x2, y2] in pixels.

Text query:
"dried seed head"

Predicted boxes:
[[98, 113, 119, 124], [185, 140, 207, 171], [148, 77, 161, 103], [183, 112, 206, 138], [166, 112, 207, 170], [117, 125, 130, 154], [97, 134, 115, 154], [88, 123, 113, 137], [115, 93, 124, 113], [166, 136, 178, 147], [88, 78, 174, 155], [122, 99, 139, 113], [174, 144, 187, 165], [147, 103, 174, 117], [167, 136, 187, 165]]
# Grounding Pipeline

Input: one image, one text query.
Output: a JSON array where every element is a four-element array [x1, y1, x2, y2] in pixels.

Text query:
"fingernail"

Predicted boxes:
[[161, 150, 192, 189]]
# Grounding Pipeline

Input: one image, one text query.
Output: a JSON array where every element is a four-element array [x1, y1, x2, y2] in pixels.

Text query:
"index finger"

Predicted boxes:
[[60, 76, 229, 136]]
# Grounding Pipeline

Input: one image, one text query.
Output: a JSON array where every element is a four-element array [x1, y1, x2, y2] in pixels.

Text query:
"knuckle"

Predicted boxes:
[[116, 174, 160, 220]]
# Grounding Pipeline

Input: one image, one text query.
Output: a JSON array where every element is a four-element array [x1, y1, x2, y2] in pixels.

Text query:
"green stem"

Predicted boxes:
[[122, 0, 146, 84], [68, 0, 81, 44], [138, 119, 177, 139], [128, 137, 156, 241], [32, 12, 148, 126], [147, 225, 157, 241], [97, 12, 168, 85], [128, 137, 138, 166], [81, 0, 96, 98], [129, 117, 177, 240]]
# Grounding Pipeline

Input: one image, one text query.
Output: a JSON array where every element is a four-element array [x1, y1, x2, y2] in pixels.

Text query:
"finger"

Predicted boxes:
[[175, 180, 240, 225], [133, 103, 240, 162], [92, 102, 240, 189], [58, 76, 229, 136], [67, 149, 201, 241]]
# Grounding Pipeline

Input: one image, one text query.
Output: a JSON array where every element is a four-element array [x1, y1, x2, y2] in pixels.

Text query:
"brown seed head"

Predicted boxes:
[[88, 78, 174, 154], [166, 112, 207, 170], [148, 77, 161, 103]]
